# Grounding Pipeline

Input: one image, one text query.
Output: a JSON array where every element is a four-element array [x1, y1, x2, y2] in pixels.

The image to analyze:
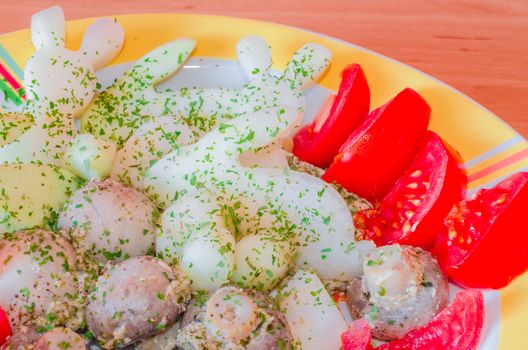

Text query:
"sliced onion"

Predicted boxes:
[[277, 270, 347, 350]]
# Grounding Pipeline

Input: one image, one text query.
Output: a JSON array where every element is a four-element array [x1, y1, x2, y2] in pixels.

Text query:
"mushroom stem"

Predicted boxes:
[[205, 287, 258, 343]]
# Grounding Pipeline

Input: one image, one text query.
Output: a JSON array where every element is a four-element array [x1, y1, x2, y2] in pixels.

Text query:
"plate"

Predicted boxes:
[[1, 13, 527, 350]]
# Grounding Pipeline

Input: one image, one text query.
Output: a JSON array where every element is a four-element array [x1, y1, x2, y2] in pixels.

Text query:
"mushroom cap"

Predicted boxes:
[[58, 179, 158, 264], [85, 256, 190, 349]]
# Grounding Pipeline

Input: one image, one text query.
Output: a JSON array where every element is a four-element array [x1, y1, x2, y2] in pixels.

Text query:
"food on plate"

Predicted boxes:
[[354, 131, 467, 250], [276, 270, 347, 350], [85, 256, 190, 349], [145, 107, 374, 285], [80, 38, 197, 147], [156, 193, 236, 292], [232, 232, 295, 292], [1, 325, 41, 350], [2, 326, 87, 350], [323, 88, 431, 201], [4, 5, 525, 349], [0, 230, 81, 331], [292, 63, 370, 167], [341, 290, 484, 350], [0, 6, 123, 166], [346, 244, 449, 340], [177, 286, 292, 349], [81, 35, 330, 148], [58, 179, 158, 264], [135, 321, 181, 350], [433, 171, 528, 288], [0, 164, 81, 236], [286, 154, 372, 214], [0, 307, 11, 347], [64, 134, 117, 180], [341, 319, 374, 350], [32, 327, 87, 350], [0, 113, 34, 147], [111, 117, 194, 188]]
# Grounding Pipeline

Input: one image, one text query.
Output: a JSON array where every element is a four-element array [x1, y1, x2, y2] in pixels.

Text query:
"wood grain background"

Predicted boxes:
[[1, 0, 527, 137]]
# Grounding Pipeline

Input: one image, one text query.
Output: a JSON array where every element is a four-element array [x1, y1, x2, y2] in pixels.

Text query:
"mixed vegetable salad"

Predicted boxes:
[[0, 6, 527, 350]]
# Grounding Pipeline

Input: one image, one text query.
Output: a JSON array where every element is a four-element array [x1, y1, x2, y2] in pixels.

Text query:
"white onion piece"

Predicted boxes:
[[64, 133, 117, 180], [157, 193, 235, 292], [0, 7, 124, 167], [277, 270, 347, 350], [0, 116, 75, 166], [111, 117, 194, 188], [180, 228, 235, 292], [145, 107, 367, 280], [0, 113, 34, 147], [80, 39, 197, 147], [231, 170, 372, 280], [239, 141, 289, 169], [81, 36, 329, 151], [232, 232, 295, 291]]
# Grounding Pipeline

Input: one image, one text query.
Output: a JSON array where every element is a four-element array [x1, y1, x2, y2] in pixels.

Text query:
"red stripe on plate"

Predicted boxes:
[[468, 148, 528, 183], [0, 62, 21, 90]]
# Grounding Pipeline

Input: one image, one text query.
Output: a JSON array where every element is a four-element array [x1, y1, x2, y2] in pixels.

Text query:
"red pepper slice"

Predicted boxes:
[[341, 319, 373, 350], [341, 290, 484, 350], [433, 171, 528, 288], [354, 131, 467, 250], [292, 64, 370, 168], [323, 88, 430, 201], [0, 305, 11, 346]]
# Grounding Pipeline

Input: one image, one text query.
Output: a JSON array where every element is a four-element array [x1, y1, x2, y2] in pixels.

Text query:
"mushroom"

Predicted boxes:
[[85, 256, 190, 349], [177, 286, 292, 350], [346, 244, 449, 340], [0, 325, 41, 350], [32, 328, 87, 350], [58, 179, 158, 264], [0, 230, 80, 331]]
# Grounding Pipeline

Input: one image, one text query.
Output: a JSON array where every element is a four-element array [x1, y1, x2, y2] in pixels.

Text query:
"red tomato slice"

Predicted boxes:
[[376, 290, 484, 350], [0, 306, 11, 346], [433, 171, 528, 288], [341, 319, 373, 350], [323, 88, 431, 201], [354, 131, 467, 250], [292, 64, 370, 167]]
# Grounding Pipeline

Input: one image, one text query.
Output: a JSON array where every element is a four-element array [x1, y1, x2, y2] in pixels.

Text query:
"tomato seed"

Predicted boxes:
[[493, 194, 507, 206], [448, 228, 457, 239], [410, 170, 422, 178], [410, 199, 422, 206]]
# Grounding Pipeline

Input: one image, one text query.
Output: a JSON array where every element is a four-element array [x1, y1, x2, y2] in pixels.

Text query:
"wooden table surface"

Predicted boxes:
[[1, 0, 527, 137]]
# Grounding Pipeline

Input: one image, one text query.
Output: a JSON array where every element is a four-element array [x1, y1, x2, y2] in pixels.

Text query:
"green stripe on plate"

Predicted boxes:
[[0, 78, 23, 105]]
